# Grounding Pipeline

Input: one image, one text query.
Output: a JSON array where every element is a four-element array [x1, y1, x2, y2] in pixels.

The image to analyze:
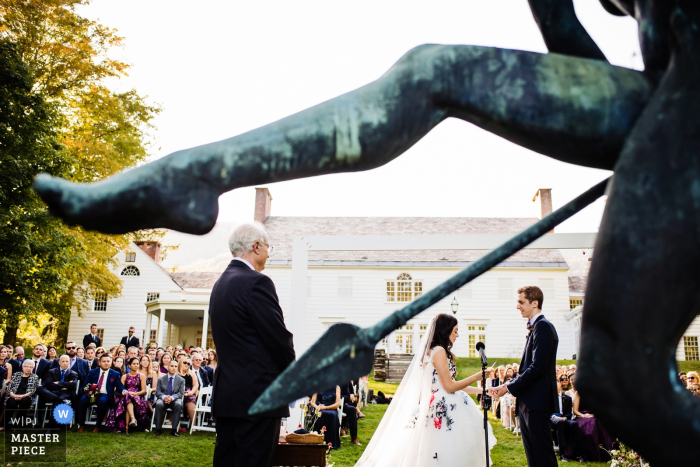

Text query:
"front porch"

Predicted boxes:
[[145, 301, 214, 349]]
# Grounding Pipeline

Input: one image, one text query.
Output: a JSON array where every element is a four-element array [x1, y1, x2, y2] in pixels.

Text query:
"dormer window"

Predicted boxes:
[[125, 251, 136, 262]]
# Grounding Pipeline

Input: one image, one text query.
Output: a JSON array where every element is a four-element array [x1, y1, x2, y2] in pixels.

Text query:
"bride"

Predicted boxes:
[[357, 313, 496, 466]]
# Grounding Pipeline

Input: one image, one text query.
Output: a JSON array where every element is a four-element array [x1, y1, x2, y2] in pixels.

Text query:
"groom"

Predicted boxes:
[[491, 286, 558, 467]]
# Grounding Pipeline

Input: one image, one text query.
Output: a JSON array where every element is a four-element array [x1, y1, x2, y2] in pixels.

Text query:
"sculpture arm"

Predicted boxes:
[[34, 45, 652, 235]]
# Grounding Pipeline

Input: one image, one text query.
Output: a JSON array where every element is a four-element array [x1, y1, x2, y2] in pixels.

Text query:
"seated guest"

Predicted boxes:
[[155, 349, 164, 363], [147, 348, 157, 363], [572, 389, 614, 461], [109, 346, 118, 358], [178, 358, 199, 432], [689, 383, 700, 397], [76, 354, 125, 433], [190, 353, 211, 388], [550, 375, 574, 462], [8, 346, 26, 374], [153, 360, 185, 437], [50, 341, 90, 385], [148, 342, 158, 351], [127, 346, 138, 361], [165, 345, 174, 355], [204, 350, 217, 383], [565, 373, 577, 399], [148, 361, 161, 412], [105, 357, 149, 432], [112, 356, 126, 375], [5, 360, 40, 429], [339, 381, 362, 446], [138, 347, 144, 358], [36, 355, 78, 405], [159, 353, 173, 374], [0, 346, 12, 383], [501, 374, 514, 429], [687, 371, 700, 388], [117, 350, 126, 359], [76, 347, 85, 359], [84, 347, 98, 370], [679, 371, 688, 386], [46, 346, 58, 363], [309, 386, 341, 449]]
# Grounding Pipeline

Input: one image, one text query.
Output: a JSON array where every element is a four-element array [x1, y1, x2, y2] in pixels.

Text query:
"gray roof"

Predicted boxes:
[[169, 272, 221, 289], [264, 216, 567, 264], [568, 276, 587, 294]]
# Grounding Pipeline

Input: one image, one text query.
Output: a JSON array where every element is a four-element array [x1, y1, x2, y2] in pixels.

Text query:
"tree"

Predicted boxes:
[[0, 0, 161, 345]]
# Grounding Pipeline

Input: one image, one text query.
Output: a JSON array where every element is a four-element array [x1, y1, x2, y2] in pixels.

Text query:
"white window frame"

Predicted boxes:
[[125, 251, 136, 262], [121, 265, 140, 277], [466, 324, 487, 358], [385, 273, 424, 303], [338, 276, 353, 299], [394, 324, 415, 354], [684, 336, 699, 361], [146, 292, 160, 302], [498, 278, 514, 300], [93, 293, 107, 312]]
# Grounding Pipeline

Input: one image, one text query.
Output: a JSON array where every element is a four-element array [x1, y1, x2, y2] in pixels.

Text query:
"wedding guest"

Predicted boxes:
[[120, 326, 140, 348], [572, 389, 614, 461], [310, 386, 342, 449], [178, 357, 199, 432], [83, 324, 101, 349], [8, 346, 26, 374], [117, 350, 126, 359], [50, 342, 90, 384], [148, 342, 158, 351], [76, 354, 125, 433], [679, 371, 687, 386], [550, 374, 574, 462], [138, 347, 144, 358], [148, 360, 160, 412], [112, 356, 126, 375], [339, 381, 362, 446], [105, 357, 148, 432], [36, 355, 78, 425], [155, 349, 164, 363], [147, 348, 157, 363], [566, 373, 577, 399], [501, 374, 514, 429], [85, 347, 98, 370], [5, 360, 39, 429], [76, 347, 85, 359], [204, 350, 217, 383], [159, 353, 173, 374], [27, 344, 50, 380], [165, 346, 174, 355], [153, 360, 185, 437], [0, 347, 11, 384], [126, 346, 138, 361], [190, 353, 211, 388], [689, 383, 700, 397], [46, 346, 58, 363], [686, 371, 700, 388], [512, 363, 520, 377]]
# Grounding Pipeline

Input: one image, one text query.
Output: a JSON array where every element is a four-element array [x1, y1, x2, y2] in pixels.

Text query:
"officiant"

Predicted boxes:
[[209, 222, 296, 467]]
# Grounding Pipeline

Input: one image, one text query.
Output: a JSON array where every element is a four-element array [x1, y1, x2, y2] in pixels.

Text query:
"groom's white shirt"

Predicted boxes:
[[506, 312, 544, 394], [232, 257, 255, 270]]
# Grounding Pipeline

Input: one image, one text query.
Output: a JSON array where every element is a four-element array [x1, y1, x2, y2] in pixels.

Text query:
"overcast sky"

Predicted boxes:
[[81, 0, 641, 236]]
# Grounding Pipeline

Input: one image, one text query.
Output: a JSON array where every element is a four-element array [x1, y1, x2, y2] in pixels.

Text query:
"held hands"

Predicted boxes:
[[488, 385, 509, 399]]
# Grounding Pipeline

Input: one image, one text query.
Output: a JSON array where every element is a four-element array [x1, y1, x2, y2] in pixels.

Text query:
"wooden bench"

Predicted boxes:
[[273, 443, 327, 467]]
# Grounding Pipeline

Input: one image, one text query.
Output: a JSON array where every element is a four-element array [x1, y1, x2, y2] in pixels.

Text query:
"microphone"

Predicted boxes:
[[475, 342, 487, 366]]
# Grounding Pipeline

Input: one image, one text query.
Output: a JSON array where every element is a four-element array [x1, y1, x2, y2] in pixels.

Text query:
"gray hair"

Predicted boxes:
[[22, 359, 35, 369], [228, 222, 268, 257]]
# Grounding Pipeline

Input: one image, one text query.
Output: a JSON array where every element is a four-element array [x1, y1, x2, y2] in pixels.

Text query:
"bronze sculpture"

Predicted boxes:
[[33, 1, 699, 463]]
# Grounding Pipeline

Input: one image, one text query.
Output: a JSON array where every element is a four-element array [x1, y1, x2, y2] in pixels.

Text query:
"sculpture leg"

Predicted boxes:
[[34, 45, 651, 234], [577, 21, 700, 463]]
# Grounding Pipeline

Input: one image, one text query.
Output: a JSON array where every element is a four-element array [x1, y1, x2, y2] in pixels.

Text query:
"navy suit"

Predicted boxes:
[[550, 393, 573, 458], [507, 315, 559, 467], [29, 358, 51, 381], [51, 358, 90, 385], [8, 357, 27, 375], [193, 366, 211, 388], [76, 368, 125, 429], [203, 365, 214, 385], [83, 334, 101, 349]]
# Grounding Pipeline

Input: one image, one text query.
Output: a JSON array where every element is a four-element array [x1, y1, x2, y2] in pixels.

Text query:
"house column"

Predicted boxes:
[[166, 322, 172, 347], [144, 312, 152, 345], [157, 308, 166, 347], [201, 308, 209, 349], [412, 324, 420, 355]]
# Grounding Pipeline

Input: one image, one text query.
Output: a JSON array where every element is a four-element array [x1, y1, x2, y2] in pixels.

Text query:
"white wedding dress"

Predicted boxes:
[[357, 318, 496, 466]]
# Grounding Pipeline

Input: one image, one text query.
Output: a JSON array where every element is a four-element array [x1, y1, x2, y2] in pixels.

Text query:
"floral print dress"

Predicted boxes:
[[413, 346, 497, 466]]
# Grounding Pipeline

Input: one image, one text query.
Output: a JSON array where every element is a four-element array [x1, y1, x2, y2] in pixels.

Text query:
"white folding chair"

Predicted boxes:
[[337, 397, 345, 438], [150, 400, 181, 432], [190, 386, 215, 434]]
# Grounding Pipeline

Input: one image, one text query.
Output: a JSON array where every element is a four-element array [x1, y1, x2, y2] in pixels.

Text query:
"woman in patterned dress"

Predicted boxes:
[[357, 313, 496, 466], [105, 357, 149, 432], [178, 357, 199, 431]]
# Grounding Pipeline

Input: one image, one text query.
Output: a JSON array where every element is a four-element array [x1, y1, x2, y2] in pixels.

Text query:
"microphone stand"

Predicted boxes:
[[481, 358, 489, 467]]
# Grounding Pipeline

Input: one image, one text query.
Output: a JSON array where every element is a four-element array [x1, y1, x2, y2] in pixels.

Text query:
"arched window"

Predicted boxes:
[[386, 273, 422, 302], [121, 265, 140, 276]]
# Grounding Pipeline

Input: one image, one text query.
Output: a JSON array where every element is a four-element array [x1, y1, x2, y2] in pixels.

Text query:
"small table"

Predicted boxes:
[[273, 443, 327, 467]]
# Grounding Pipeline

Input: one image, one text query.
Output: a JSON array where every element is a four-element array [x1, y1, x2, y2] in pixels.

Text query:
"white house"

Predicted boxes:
[[66, 188, 700, 362]]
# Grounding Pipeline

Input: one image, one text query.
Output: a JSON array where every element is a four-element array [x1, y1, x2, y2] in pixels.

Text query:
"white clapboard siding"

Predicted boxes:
[[677, 317, 700, 362], [66, 244, 183, 349]]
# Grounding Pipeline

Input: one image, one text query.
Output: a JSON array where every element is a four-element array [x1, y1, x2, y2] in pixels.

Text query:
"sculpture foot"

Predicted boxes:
[[33, 172, 219, 235]]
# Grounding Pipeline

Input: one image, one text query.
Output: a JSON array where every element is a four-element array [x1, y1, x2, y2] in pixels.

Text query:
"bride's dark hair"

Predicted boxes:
[[430, 313, 458, 361]]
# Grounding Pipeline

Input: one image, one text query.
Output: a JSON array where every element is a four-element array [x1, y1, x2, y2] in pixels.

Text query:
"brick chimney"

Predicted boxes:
[[254, 187, 272, 223], [532, 189, 553, 232], [135, 241, 161, 263]]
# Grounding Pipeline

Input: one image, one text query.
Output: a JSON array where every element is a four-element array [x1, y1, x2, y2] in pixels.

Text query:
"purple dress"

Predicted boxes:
[[564, 397, 614, 461], [105, 373, 149, 432]]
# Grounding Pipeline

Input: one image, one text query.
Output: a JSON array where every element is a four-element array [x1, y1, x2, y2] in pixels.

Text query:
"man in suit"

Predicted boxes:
[[51, 341, 91, 388], [8, 346, 26, 375], [210, 223, 295, 467], [550, 374, 574, 462], [76, 354, 125, 433], [84, 347, 98, 370], [491, 285, 559, 467], [83, 324, 101, 349], [37, 355, 79, 426], [190, 352, 211, 388], [28, 344, 51, 380], [154, 360, 186, 437], [120, 326, 140, 348]]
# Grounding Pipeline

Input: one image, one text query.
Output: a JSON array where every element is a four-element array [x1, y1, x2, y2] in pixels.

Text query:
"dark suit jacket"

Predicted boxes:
[[507, 315, 559, 413], [193, 366, 211, 388], [552, 393, 573, 420], [203, 365, 214, 384], [209, 260, 295, 418], [83, 368, 125, 402], [8, 358, 27, 375], [83, 334, 101, 349], [86, 359, 98, 370], [29, 358, 51, 381], [119, 335, 140, 348], [42, 367, 79, 395], [51, 358, 90, 384]]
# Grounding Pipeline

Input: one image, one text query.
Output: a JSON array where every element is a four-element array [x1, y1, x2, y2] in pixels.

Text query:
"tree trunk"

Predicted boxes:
[[3, 326, 17, 346]]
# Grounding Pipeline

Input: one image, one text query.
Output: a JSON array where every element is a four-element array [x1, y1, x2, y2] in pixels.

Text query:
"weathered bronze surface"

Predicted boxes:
[[249, 179, 608, 416], [32, 1, 700, 462]]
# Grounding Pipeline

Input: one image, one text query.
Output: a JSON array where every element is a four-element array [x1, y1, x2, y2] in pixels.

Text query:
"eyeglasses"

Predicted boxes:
[[255, 242, 274, 254], [560, 378, 569, 381], [689, 377, 697, 380], [65, 347, 76, 350], [183, 362, 190, 366]]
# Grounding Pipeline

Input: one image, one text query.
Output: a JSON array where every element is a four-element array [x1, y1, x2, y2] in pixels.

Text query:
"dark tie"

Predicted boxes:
[[97, 371, 105, 391], [167, 377, 173, 396], [60, 370, 65, 382], [33, 361, 37, 374], [196, 369, 202, 385]]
